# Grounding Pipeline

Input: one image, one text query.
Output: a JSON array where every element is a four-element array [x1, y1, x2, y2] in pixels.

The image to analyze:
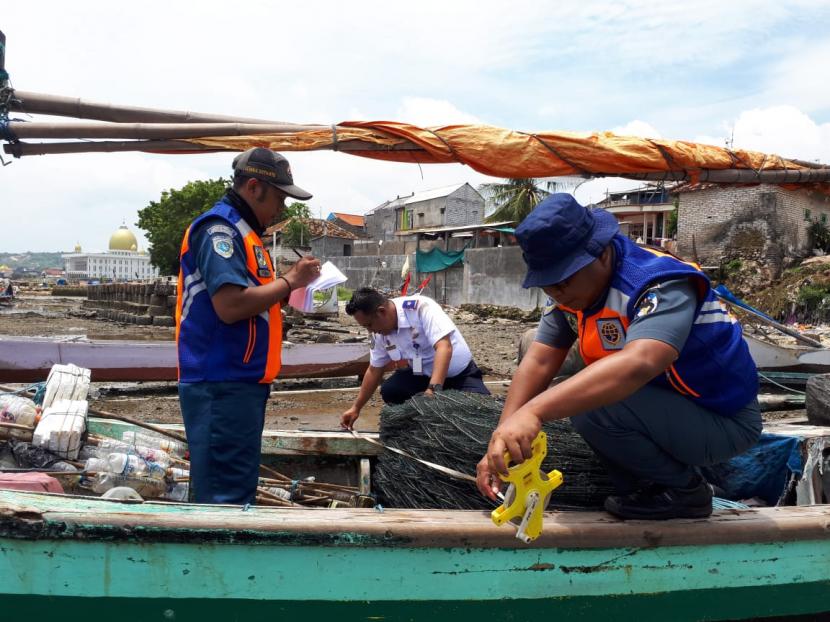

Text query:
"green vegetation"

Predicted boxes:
[[0, 252, 64, 272], [137, 178, 229, 275], [281, 202, 312, 247], [667, 198, 678, 237], [480, 178, 564, 224], [808, 220, 830, 253], [312, 286, 353, 303]]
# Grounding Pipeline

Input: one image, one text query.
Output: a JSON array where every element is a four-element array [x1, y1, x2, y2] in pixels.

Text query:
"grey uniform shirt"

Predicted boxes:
[[535, 278, 699, 353]]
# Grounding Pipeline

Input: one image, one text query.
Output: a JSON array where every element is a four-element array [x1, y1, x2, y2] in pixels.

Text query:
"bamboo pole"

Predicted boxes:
[[3, 138, 420, 157], [622, 168, 830, 184], [9, 90, 291, 125], [9, 121, 328, 140]]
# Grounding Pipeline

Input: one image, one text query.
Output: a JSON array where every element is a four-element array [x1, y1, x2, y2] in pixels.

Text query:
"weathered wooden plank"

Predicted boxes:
[[2, 490, 830, 550]]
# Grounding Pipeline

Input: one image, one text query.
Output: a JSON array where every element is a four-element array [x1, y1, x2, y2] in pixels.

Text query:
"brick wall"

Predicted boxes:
[[676, 185, 830, 273]]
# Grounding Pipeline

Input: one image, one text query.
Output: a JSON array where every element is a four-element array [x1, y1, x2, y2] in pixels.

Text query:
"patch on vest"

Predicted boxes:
[[596, 318, 625, 350], [543, 296, 556, 316], [253, 246, 272, 277], [369, 332, 376, 349], [402, 299, 418, 310], [636, 291, 659, 318], [212, 236, 234, 259], [207, 224, 236, 238]]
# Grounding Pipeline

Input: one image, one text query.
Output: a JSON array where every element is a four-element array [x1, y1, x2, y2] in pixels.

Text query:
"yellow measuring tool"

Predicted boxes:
[[490, 431, 563, 543]]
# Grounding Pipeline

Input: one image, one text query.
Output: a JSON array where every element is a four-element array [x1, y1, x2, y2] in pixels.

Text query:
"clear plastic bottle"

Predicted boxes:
[[0, 394, 39, 427], [94, 438, 172, 468], [106, 452, 166, 480], [91, 472, 167, 497], [121, 431, 187, 458], [162, 482, 189, 502]]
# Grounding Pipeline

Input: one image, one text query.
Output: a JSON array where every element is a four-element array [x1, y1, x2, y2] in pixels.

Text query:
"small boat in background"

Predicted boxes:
[[0, 334, 369, 382]]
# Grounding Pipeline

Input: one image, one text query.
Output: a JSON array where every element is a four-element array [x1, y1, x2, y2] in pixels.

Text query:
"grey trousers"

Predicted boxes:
[[570, 384, 762, 492]]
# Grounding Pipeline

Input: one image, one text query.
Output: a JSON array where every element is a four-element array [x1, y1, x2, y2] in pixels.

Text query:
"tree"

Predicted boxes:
[[280, 201, 312, 247], [137, 178, 229, 275], [480, 178, 575, 224]]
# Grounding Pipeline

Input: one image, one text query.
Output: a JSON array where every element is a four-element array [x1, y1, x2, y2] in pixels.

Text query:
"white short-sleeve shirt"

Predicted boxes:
[[368, 295, 473, 377]]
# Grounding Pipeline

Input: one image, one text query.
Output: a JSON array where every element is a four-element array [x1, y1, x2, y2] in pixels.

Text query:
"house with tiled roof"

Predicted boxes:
[[326, 212, 367, 238], [264, 217, 359, 261]]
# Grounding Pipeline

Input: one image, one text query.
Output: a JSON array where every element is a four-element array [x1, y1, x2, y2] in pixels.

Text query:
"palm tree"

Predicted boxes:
[[480, 178, 580, 224]]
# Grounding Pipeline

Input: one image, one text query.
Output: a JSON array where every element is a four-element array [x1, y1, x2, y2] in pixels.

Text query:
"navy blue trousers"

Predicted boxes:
[[380, 360, 490, 405], [570, 384, 761, 492], [179, 381, 269, 505]]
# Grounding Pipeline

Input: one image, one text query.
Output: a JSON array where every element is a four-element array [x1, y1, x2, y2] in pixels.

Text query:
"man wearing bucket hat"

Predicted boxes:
[[176, 148, 321, 505], [476, 194, 761, 520]]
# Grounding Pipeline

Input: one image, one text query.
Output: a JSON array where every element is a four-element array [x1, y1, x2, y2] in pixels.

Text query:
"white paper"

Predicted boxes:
[[288, 261, 348, 313]]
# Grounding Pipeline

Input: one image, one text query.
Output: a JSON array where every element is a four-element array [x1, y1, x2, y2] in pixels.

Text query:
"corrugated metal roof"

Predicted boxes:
[[394, 220, 514, 235]]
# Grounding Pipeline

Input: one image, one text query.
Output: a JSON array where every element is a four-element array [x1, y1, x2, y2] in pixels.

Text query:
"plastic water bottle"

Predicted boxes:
[[91, 472, 166, 497], [122, 431, 187, 458], [106, 452, 166, 480], [162, 482, 189, 502], [0, 395, 39, 427], [94, 438, 173, 468]]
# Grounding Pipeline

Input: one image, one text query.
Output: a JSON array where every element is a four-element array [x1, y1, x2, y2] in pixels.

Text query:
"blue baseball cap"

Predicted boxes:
[[516, 194, 619, 288]]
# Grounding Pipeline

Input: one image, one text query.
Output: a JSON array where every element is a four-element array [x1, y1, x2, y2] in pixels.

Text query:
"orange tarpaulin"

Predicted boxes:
[[185, 122, 825, 189]]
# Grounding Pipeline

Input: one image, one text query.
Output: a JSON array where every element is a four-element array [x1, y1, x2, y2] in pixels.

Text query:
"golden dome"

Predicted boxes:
[[109, 224, 138, 251], [74, 242, 82, 252]]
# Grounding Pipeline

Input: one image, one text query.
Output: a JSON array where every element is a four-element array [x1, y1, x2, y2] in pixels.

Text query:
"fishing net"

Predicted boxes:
[[373, 390, 615, 510]]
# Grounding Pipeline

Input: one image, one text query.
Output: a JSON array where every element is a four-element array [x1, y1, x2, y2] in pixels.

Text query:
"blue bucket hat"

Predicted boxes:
[[516, 194, 620, 288]]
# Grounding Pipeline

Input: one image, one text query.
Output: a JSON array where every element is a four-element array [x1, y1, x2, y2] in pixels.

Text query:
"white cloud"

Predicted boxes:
[[2, 1, 830, 252], [395, 98, 483, 126]]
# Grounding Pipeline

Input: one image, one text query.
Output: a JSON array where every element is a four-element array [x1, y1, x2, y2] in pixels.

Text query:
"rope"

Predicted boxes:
[[331, 124, 339, 151], [527, 133, 592, 176], [758, 372, 806, 396]]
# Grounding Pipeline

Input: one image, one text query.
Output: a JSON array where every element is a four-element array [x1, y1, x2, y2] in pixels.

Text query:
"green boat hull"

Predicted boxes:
[[3, 582, 830, 621], [3, 488, 830, 621]]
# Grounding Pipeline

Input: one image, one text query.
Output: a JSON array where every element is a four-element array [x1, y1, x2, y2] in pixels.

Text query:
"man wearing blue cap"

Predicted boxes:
[[476, 194, 761, 520]]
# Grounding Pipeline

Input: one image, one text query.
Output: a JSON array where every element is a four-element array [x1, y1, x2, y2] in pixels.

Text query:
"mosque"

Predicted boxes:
[[63, 223, 160, 281]]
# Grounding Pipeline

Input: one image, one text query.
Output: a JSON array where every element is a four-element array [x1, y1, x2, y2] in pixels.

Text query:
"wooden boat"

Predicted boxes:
[[2, 416, 830, 620], [0, 334, 369, 382], [745, 333, 830, 373]]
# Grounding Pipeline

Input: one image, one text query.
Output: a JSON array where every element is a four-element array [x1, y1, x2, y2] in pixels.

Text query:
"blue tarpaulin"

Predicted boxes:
[[703, 433, 802, 506]]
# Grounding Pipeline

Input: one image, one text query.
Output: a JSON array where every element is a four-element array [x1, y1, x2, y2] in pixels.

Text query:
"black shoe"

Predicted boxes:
[[604, 478, 713, 520]]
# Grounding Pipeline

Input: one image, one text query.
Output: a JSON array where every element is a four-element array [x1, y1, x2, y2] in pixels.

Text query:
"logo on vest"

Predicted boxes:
[[253, 246, 272, 277], [212, 236, 234, 259], [543, 296, 556, 316], [596, 318, 625, 350], [402, 299, 418, 310]]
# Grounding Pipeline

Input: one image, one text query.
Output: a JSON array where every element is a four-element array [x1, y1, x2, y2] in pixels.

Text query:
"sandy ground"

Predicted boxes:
[[0, 293, 521, 432]]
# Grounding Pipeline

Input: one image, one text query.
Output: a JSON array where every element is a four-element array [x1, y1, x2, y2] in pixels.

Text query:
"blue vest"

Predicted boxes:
[[568, 235, 757, 415], [176, 198, 282, 384]]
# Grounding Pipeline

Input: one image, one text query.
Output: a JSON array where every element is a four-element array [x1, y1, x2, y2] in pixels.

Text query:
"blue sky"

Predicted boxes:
[[2, 0, 830, 254]]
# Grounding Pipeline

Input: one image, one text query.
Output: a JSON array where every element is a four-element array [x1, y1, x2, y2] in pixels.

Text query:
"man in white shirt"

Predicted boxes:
[[340, 287, 489, 429]]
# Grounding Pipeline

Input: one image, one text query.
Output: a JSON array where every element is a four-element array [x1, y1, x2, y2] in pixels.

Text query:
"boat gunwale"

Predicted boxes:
[[2, 490, 830, 549]]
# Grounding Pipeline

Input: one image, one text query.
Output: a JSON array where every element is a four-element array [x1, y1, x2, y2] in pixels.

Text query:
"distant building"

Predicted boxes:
[[62, 223, 160, 281], [674, 183, 830, 273], [364, 183, 485, 242], [265, 218, 359, 261], [326, 212, 367, 237], [595, 184, 675, 244]]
